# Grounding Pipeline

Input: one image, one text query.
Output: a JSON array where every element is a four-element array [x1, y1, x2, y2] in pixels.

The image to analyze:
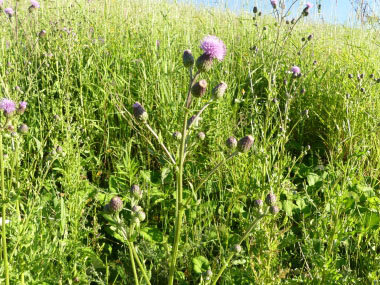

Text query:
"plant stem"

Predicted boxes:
[[130, 243, 151, 285], [128, 242, 139, 285], [211, 214, 266, 285], [0, 134, 10, 285]]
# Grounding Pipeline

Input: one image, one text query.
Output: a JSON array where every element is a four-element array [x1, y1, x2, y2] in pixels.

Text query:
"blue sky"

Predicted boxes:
[[179, 0, 360, 25]]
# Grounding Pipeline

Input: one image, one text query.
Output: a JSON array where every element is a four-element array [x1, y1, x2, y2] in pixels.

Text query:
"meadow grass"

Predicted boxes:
[[0, 0, 379, 283]]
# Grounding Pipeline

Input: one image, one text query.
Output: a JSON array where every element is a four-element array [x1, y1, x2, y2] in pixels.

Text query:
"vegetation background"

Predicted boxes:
[[0, 0, 379, 283]]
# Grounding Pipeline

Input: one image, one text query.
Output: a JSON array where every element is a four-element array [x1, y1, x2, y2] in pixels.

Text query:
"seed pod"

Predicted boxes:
[[212, 82, 227, 100], [130, 184, 143, 199], [132, 102, 148, 122], [265, 193, 276, 206], [226, 136, 237, 149], [182, 49, 194, 68], [196, 53, 213, 73], [237, 135, 254, 153], [109, 196, 123, 213], [191, 80, 207, 98]]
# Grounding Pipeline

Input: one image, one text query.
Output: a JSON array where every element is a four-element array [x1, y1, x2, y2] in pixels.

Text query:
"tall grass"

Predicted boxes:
[[0, 0, 379, 283]]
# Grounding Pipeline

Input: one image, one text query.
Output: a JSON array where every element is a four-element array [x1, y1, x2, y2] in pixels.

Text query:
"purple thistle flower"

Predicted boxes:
[[270, 0, 277, 9], [305, 2, 313, 9], [19, 101, 27, 110], [291, 66, 301, 75], [4, 7, 14, 16], [200, 35, 226, 61], [0, 98, 16, 115], [30, 0, 40, 8]]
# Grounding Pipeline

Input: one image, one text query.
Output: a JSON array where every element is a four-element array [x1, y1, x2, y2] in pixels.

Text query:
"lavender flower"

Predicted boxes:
[[4, 7, 14, 17], [30, 0, 40, 8], [18, 101, 27, 114], [200, 35, 226, 61], [0, 98, 16, 115], [270, 0, 277, 9]]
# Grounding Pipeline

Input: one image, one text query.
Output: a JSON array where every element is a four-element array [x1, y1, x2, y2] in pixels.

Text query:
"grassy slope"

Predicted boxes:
[[0, 0, 379, 283]]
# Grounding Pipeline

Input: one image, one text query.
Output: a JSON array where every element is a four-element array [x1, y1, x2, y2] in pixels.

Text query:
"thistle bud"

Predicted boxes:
[[130, 184, 143, 199], [270, 205, 279, 215], [253, 6, 258, 13], [196, 53, 213, 73], [132, 102, 148, 122], [132, 205, 142, 213], [226, 136, 237, 149], [233, 244, 242, 253], [206, 269, 213, 277], [109, 196, 123, 213], [191, 80, 207, 98], [265, 193, 276, 206], [182, 49, 194, 68], [18, 123, 29, 134], [307, 34, 313, 41], [348, 74, 353, 79], [172, 131, 182, 141], [6, 125, 14, 133], [137, 211, 146, 221], [253, 199, 263, 208], [18, 101, 27, 115], [197, 132, 206, 141], [212, 82, 227, 100], [237, 135, 254, 153], [39, 30, 47, 38]]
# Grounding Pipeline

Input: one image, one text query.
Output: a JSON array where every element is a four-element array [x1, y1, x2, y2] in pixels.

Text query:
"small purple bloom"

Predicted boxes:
[[291, 66, 301, 75], [305, 2, 313, 9], [200, 35, 226, 61], [19, 101, 27, 111], [4, 7, 14, 16], [0, 99, 16, 115], [270, 0, 277, 9], [30, 0, 40, 8]]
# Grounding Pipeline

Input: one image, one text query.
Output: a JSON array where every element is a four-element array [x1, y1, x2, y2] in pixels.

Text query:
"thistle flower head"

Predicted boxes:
[[191, 80, 207, 98], [30, 0, 40, 8], [270, 0, 277, 9], [265, 193, 276, 206], [132, 205, 142, 213], [130, 184, 143, 199], [200, 35, 226, 61], [0, 98, 16, 115], [132, 102, 148, 122], [4, 7, 14, 16], [226, 136, 237, 149], [253, 199, 263, 208], [237, 135, 254, 153], [182, 49, 194, 68], [270, 205, 280, 215], [196, 53, 213, 72], [305, 2, 313, 9], [291, 66, 301, 76], [212, 82, 227, 100], [39, 30, 47, 38], [18, 101, 27, 114], [109, 196, 123, 213]]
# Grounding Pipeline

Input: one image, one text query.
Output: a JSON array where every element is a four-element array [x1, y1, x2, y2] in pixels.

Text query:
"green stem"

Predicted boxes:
[[1, 134, 10, 285], [128, 242, 139, 285], [211, 214, 266, 285], [130, 243, 151, 285]]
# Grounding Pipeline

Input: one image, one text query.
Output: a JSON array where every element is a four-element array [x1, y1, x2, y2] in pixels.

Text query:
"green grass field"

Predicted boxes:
[[0, 0, 379, 283]]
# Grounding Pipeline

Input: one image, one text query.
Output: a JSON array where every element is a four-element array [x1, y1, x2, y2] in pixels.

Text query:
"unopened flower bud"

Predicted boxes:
[[233, 244, 242, 253], [307, 34, 313, 41], [130, 184, 143, 199], [212, 82, 227, 100], [237, 135, 254, 152], [18, 101, 27, 114], [182, 49, 194, 68], [196, 53, 213, 73], [132, 102, 148, 122], [173, 131, 182, 141], [109, 196, 123, 213], [137, 211, 146, 221], [132, 205, 142, 213], [39, 30, 47, 38], [206, 269, 213, 277], [265, 193, 276, 206], [270, 205, 279, 215], [226, 136, 237, 149], [6, 125, 14, 133], [253, 6, 258, 13], [18, 123, 29, 134], [191, 80, 207, 98], [253, 199, 263, 208], [197, 132, 205, 141]]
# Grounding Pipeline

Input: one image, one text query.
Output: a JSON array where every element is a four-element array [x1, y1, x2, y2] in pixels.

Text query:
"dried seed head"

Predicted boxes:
[[196, 53, 213, 73], [130, 184, 143, 199], [265, 193, 276, 206], [237, 135, 254, 152], [226, 136, 237, 149], [182, 49, 194, 68], [132, 102, 148, 122], [191, 80, 208, 98], [197, 132, 206, 141], [212, 81, 227, 100], [109, 196, 123, 213], [253, 199, 263, 208], [172, 131, 182, 141], [270, 205, 279, 215]]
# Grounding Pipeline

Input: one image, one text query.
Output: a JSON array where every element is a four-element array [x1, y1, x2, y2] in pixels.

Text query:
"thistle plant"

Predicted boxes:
[[0, 98, 29, 285]]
